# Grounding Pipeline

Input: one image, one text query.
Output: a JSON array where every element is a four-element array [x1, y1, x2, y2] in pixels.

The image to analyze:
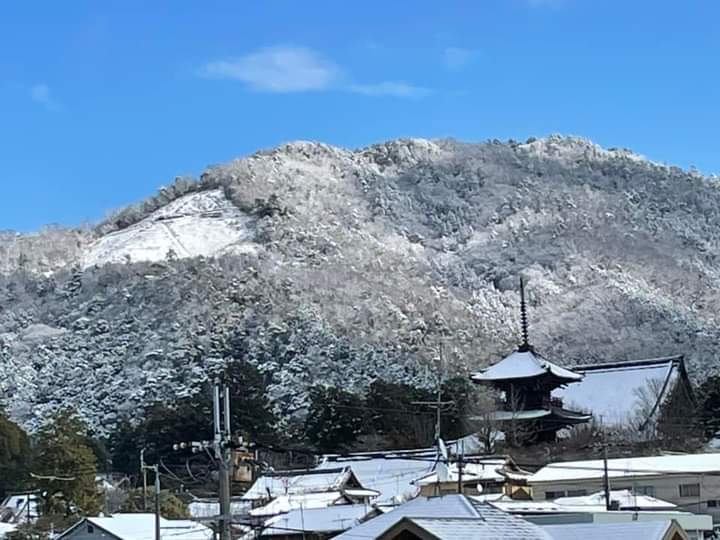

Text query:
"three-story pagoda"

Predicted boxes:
[[470, 279, 591, 443]]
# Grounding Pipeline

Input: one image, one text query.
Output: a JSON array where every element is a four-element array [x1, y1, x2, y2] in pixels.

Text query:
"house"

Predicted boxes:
[[528, 453, 720, 523], [243, 467, 379, 517], [470, 280, 591, 443], [479, 489, 677, 512], [316, 450, 437, 505], [260, 504, 378, 540], [56, 513, 213, 540], [542, 520, 689, 540], [476, 491, 712, 539], [332, 494, 548, 540], [376, 515, 551, 540], [554, 355, 695, 429], [412, 456, 529, 496]]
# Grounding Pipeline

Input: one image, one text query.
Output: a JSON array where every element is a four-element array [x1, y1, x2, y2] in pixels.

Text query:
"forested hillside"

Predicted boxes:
[[2, 136, 719, 434]]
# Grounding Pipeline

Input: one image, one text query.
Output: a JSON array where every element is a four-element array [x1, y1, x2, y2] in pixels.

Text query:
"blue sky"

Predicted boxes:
[[1, 1, 718, 231]]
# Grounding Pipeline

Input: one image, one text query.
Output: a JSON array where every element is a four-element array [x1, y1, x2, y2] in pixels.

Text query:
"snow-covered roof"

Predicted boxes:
[[554, 490, 676, 510], [541, 520, 679, 540], [0, 494, 38, 524], [471, 350, 583, 383], [316, 456, 434, 504], [413, 459, 507, 486], [187, 498, 250, 518], [530, 452, 720, 484], [334, 495, 550, 540], [58, 514, 213, 540], [262, 504, 375, 536], [555, 356, 687, 426], [386, 516, 551, 540], [248, 492, 347, 517], [242, 467, 354, 501]]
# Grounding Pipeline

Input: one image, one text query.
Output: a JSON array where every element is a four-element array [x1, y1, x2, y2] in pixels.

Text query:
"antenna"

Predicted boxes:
[[519, 277, 530, 352]]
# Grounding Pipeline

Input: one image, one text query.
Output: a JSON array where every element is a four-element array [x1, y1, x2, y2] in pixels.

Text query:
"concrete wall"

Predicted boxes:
[[530, 474, 720, 523]]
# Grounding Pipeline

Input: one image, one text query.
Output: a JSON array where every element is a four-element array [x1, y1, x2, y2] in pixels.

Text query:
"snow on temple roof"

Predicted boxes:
[[554, 356, 688, 426], [262, 504, 375, 536], [529, 453, 720, 484], [471, 350, 583, 383]]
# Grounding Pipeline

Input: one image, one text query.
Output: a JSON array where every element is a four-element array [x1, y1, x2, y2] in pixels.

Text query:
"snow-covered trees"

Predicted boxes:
[[1, 136, 720, 436]]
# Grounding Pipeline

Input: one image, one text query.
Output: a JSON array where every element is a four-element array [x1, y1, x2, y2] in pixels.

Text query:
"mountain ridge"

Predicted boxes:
[[1, 135, 719, 434]]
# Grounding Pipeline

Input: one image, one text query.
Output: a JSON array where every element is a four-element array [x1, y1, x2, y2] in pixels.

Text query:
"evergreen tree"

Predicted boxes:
[[304, 386, 367, 452], [33, 410, 101, 517], [0, 412, 30, 498], [697, 376, 720, 439]]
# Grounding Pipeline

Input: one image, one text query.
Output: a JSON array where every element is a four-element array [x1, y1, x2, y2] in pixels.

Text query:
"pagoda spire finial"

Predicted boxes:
[[519, 277, 530, 352]]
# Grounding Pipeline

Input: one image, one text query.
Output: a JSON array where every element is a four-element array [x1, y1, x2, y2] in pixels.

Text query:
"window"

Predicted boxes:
[[545, 490, 566, 500], [679, 483, 700, 497], [567, 489, 587, 497], [87, 524, 95, 534], [636, 486, 656, 497], [707, 500, 718, 508]]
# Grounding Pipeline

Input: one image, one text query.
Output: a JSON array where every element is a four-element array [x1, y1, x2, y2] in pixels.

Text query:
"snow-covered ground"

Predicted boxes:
[[82, 190, 256, 267]]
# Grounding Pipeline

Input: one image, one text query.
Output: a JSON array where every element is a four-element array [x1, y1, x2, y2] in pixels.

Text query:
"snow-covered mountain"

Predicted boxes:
[[1, 136, 719, 433]]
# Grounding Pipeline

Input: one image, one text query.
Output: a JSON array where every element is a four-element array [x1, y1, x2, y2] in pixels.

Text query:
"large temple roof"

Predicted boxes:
[[470, 350, 583, 384]]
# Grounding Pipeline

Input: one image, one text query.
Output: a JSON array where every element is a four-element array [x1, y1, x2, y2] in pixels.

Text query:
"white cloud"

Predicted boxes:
[[200, 46, 339, 93], [348, 81, 430, 98], [201, 46, 430, 99], [443, 47, 476, 71], [30, 83, 60, 111]]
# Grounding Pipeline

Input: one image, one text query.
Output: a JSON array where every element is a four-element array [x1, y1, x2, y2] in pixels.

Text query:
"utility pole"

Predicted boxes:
[[172, 380, 241, 540], [140, 448, 148, 512], [213, 381, 233, 540], [601, 420, 611, 511], [457, 440, 464, 495], [141, 462, 161, 540], [154, 466, 161, 540], [412, 341, 453, 443]]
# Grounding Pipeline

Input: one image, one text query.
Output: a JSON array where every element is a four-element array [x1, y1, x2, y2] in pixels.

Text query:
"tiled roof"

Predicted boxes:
[[471, 351, 583, 383], [262, 504, 375, 536], [555, 356, 685, 426], [334, 494, 547, 540], [542, 520, 675, 540]]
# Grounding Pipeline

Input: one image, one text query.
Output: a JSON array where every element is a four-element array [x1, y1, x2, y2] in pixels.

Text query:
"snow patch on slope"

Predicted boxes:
[[82, 190, 256, 267]]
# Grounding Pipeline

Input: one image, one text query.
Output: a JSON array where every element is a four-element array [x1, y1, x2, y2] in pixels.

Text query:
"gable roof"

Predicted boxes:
[[316, 455, 434, 504], [333, 494, 547, 540], [381, 516, 551, 540], [242, 467, 365, 501], [554, 356, 691, 426], [262, 504, 375, 536], [471, 350, 583, 384], [529, 452, 720, 484], [541, 520, 686, 540], [412, 459, 508, 487], [58, 514, 213, 540]]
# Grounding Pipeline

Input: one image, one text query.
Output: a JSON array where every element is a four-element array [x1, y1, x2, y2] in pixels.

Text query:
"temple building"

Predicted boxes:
[[470, 279, 591, 443]]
